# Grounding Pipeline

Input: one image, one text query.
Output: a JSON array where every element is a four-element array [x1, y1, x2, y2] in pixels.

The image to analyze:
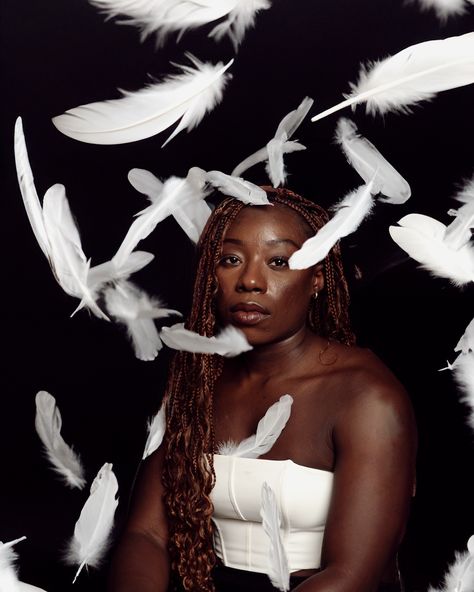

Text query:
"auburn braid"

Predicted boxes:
[[161, 189, 354, 592]]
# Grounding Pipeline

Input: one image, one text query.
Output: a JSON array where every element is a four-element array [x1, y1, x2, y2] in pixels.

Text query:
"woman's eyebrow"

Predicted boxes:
[[223, 237, 300, 248]]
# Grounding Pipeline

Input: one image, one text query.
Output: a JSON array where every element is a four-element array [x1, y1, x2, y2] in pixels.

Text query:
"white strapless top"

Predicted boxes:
[[211, 454, 334, 574]]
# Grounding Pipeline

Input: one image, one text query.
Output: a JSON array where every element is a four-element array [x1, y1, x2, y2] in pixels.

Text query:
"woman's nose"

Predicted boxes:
[[236, 262, 266, 293]]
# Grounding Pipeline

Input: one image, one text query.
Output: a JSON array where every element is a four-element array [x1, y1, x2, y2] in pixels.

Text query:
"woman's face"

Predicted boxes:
[[215, 204, 324, 347]]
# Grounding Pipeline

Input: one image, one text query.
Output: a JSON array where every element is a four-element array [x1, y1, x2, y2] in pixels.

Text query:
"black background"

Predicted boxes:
[[1, 1, 474, 590]]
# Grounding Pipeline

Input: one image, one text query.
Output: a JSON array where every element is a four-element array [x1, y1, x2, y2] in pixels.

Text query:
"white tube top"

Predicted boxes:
[[211, 454, 334, 574]]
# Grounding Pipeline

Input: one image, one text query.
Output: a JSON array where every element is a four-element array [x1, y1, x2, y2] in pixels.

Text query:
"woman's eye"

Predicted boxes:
[[220, 255, 241, 266], [269, 257, 289, 268]]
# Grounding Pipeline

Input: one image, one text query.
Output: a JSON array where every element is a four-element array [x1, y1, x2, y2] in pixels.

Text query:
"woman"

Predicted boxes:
[[107, 187, 417, 592]]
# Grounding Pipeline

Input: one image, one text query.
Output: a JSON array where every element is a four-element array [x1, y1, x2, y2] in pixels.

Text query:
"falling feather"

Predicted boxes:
[[143, 404, 166, 459], [209, 0, 271, 50], [428, 535, 474, 592], [335, 118, 411, 204], [35, 391, 86, 489], [414, 0, 468, 21], [52, 55, 233, 145], [0, 537, 27, 592], [260, 483, 290, 592], [218, 395, 293, 457], [232, 97, 313, 186], [444, 176, 474, 250], [389, 213, 474, 286], [455, 317, 474, 353], [67, 463, 119, 583], [87, 251, 155, 293], [104, 280, 181, 361], [451, 350, 474, 430], [160, 323, 252, 356], [198, 168, 270, 204], [311, 32, 474, 122], [289, 180, 375, 270]]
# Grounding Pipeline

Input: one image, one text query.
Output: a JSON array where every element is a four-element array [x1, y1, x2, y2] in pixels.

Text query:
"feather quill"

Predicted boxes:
[[289, 179, 375, 270], [104, 280, 181, 361], [35, 391, 86, 489], [389, 213, 474, 286], [232, 97, 313, 186], [67, 463, 119, 583], [160, 323, 252, 356], [311, 32, 474, 122], [143, 404, 166, 459], [428, 535, 474, 592], [218, 395, 293, 457], [335, 118, 411, 204], [0, 537, 27, 592], [260, 483, 290, 592], [52, 55, 233, 146]]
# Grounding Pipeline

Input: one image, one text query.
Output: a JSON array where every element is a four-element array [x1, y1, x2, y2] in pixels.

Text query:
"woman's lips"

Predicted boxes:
[[229, 303, 270, 326]]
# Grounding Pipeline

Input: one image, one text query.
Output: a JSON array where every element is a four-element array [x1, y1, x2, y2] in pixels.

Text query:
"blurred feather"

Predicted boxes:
[[335, 117, 411, 204], [0, 537, 26, 592], [209, 0, 271, 49], [260, 483, 289, 592], [35, 391, 86, 489], [452, 351, 474, 431], [455, 317, 474, 354], [389, 213, 474, 286], [232, 97, 313, 186], [428, 535, 474, 592], [445, 176, 474, 250], [104, 280, 181, 361], [143, 404, 166, 459], [218, 395, 293, 457], [160, 323, 252, 356], [289, 180, 375, 269], [67, 463, 119, 583], [199, 168, 270, 204], [53, 55, 233, 146], [311, 32, 474, 122], [414, 0, 467, 21]]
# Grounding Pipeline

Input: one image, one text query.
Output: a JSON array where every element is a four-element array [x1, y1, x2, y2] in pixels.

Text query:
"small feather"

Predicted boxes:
[[217, 395, 293, 457], [260, 483, 290, 592], [143, 404, 166, 459], [455, 317, 474, 354], [87, 251, 155, 292], [289, 180, 375, 270], [335, 117, 411, 204], [202, 169, 270, 205], [311, 32, 474, 122], [160, 323, 252, 357], [67, 463, 119, 583], [52, 56, 233, 146], [413, 0, 467, 21], [35, 391, 86, 489], [389, 213, 474, 286]]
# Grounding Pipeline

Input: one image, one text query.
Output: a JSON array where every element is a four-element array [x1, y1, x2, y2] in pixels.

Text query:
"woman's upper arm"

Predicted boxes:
[[320, 374, 417, 589]]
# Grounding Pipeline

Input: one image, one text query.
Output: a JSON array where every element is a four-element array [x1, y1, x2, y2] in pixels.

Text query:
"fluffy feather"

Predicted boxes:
[[414, 0, 467, 21], [444, 176, 474, 250], [217, 395, 293, 457], [260, 483, 290, 592], [209, 0, 271, 50], [455, 317, 474, 354], [335, 118, 411, 204], [160, 323, 252, 357], [428, 536, 474, 592], [104, 280, 181, 361], [311, 32, 474, 122], [289, 179, 375, 270], [452, 351, 474, 431], [199, 168, 270, 204], [67, 463, 119, 583], [35, 391, 86, 489], [0, 537, 27, 592], [52, 55, 233, 146], [87, 251, 155, 292], [143, 404, 166, 459], [389, 213, 474, 286], [232, 97, 313, 186]]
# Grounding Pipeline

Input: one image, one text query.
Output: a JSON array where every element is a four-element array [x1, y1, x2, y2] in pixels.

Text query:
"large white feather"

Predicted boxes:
[[389, 213, 474, 286], [0, 537, 27, 592], [104, 280, 181, 361], [260, 482, 290, 592], [289, 180, 375, 270], [335, 118, 411, 204], [428, 535, 474, 592], [311, 32, 474, 122], [232, 97, 313, 186], [452, 351, 474, 431], [52, 56, 233, 146], [160, 323, 252, 357], [143, 403, 166, 459], [455, 317, 474, 354], [67, 463, 119, 583], [87, 251, 155, 292], [218, 395, 293, 457], [199, 168, 270, 205], [35, 391, 86, 489]]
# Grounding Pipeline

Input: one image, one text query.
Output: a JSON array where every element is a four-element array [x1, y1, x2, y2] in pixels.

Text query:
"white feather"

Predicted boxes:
[[104, 280, 181, 361], [389, 213, 474, 286], [35, 391, 86, 489], [67, 463, 119, 583], [289, 180, 375, 270], [444, 176, 474, 250], [311, 32, 474, 122], [143, 404, 166, 459], [0, 537, 27, 592], [52, 55, 233, 146], [455, 317, 474, 354], [160, 323, 252, 357], [335, 118, 411, 204], [209, 0, 271, 49], [260, 483, 290, 592], [414, 0, 467, 21], [428, 535, 474, 592], [201, 169, 270, 204], [452, 351, 474, 431], [87, 251, 155, 292], [232, 97, 313, 186], [217, 395, 293, 457]]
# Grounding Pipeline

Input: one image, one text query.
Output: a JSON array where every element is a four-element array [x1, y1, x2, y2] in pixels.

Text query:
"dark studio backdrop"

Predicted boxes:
[[1, 1, 474, 590]]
